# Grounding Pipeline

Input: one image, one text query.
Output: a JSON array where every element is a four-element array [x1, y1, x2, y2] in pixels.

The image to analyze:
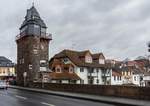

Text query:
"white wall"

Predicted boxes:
[[75, 67, 88, 84], [92, 68, 102, 85], [132, 74, 140, 86], [111, 76, 123, 85]]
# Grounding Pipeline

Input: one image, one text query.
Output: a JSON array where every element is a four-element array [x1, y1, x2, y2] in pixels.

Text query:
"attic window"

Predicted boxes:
[[85, 53, 92, 63], [99, 59, 105, 64], [56, 65, 61, 73], [56, 68, 61, 73], [69, 67, 74, 73], [63, 58, 69, 63]]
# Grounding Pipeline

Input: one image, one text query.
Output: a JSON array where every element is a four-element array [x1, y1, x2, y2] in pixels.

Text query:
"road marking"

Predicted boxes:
[[15, 95, 27, 100], [41, 102, 55, 106]]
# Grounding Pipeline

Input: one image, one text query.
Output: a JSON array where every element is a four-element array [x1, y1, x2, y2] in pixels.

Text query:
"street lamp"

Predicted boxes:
[[23, 72, 27, 87]]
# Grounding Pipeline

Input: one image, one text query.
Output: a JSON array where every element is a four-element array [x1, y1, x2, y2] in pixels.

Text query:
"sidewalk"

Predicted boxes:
[[9, 86, 150, 106]]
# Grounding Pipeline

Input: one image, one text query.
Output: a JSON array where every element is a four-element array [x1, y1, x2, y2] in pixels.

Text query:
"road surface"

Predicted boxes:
[[0, 88, 119, 106]]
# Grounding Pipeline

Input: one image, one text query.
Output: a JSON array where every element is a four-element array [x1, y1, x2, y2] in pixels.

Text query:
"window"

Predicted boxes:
[[40, 60, 46, 67], [85, 53, 92, 63], [56, 68, 61, 73], [69, 67, 74, 73], [124, 72, 126, 75], [117, 76, 119, 81], [122, 71, 124, 75], [41, 27, 46, 33], [20, 26, 27, 33], [127, 71, 129, 75], [99, 59, 105, 64], [34, 24, 40, 29], [56, 66, 61, 73], [134, 76, 136, 81], [22, 58, 24, 64], [40, 60, 46, 64], [114, 76, 116, 81], [80, 68, 84, 72], [29, 64, 32, 70], [96, 68, 99, 73], [63, 58, 69, 63], [33, 49, 38, 54], [96, 79, 99, 84]]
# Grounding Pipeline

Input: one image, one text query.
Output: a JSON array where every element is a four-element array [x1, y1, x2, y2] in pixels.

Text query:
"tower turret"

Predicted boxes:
[[16, 5, 52, 85]]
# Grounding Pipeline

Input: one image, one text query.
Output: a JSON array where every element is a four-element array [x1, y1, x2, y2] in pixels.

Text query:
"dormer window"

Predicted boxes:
[[99, 59, 105, 64], [55, 65, 61, 73], [85, 53, 92, 63], [69, 66, 74, 73], [63, 58, 69, 64]]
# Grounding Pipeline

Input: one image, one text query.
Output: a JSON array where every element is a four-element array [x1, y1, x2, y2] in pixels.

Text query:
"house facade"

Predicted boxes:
[[0, 56, 16, 81], [111, 70, 123, 85], [109, 59, 150, 86], [49, 49, 112, 85]]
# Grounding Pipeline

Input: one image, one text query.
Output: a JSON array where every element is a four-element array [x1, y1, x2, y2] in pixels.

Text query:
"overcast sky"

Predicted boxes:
[[0, 0, 150, 62]]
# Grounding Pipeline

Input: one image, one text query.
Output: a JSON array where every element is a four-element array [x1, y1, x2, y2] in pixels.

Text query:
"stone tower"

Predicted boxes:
[[16, 5, 52, 85]]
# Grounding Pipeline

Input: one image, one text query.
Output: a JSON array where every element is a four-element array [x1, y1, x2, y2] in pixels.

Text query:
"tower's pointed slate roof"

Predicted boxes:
[[20, 6, 46, 29]]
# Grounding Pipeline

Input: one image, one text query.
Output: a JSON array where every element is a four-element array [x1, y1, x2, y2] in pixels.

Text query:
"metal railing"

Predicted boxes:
[[15, 33, 52, 41]]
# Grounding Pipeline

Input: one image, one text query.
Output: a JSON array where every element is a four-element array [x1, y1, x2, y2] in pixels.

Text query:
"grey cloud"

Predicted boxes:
[[0, 0, 149, 62]]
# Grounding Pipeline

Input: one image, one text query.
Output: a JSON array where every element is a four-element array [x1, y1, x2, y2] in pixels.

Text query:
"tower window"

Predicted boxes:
[[41, 27, 46, 36], [20, 26, 27, 33], [34, 24, 40, 29], [29, 64, 32, 70], [69, 67, 74, 73]]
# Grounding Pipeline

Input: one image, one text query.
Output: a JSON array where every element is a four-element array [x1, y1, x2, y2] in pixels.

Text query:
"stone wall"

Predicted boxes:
[[29, 83, 150, 100]]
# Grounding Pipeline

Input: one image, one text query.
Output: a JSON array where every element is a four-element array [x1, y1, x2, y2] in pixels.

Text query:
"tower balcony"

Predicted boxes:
[[40, 33, 52, 40], [15, 32, 52, 41]]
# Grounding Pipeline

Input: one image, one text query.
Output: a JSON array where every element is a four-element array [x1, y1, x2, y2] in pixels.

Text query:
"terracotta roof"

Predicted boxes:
[[49, 72, 81, 80], [51, 49, 109, 68], [112, 70, 122, 76]]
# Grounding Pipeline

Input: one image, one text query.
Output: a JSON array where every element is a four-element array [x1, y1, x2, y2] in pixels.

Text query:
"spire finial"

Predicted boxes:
[[32, 0, 34, 7]]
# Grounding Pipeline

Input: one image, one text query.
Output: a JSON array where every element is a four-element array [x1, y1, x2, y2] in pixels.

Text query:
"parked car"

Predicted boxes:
[[0, 80, 7, 89]]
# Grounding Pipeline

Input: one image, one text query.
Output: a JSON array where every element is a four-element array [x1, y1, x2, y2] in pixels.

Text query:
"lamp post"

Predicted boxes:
[[42, 72, 44, 88], [23, 72, 27, 87]]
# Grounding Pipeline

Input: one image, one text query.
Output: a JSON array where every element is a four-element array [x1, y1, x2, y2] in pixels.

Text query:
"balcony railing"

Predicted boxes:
[[88, 73, 97, 77], [16, 32, 52, 41], [102, 73, 110, 77], [40, 33, 52, 40]]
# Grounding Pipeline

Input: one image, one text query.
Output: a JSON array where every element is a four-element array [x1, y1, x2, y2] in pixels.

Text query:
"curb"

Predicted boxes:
[[9, 86, 143, 106]]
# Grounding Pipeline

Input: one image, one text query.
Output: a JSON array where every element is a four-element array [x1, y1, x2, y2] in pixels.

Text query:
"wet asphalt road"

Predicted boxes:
[[0, 88, 118, 106]]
